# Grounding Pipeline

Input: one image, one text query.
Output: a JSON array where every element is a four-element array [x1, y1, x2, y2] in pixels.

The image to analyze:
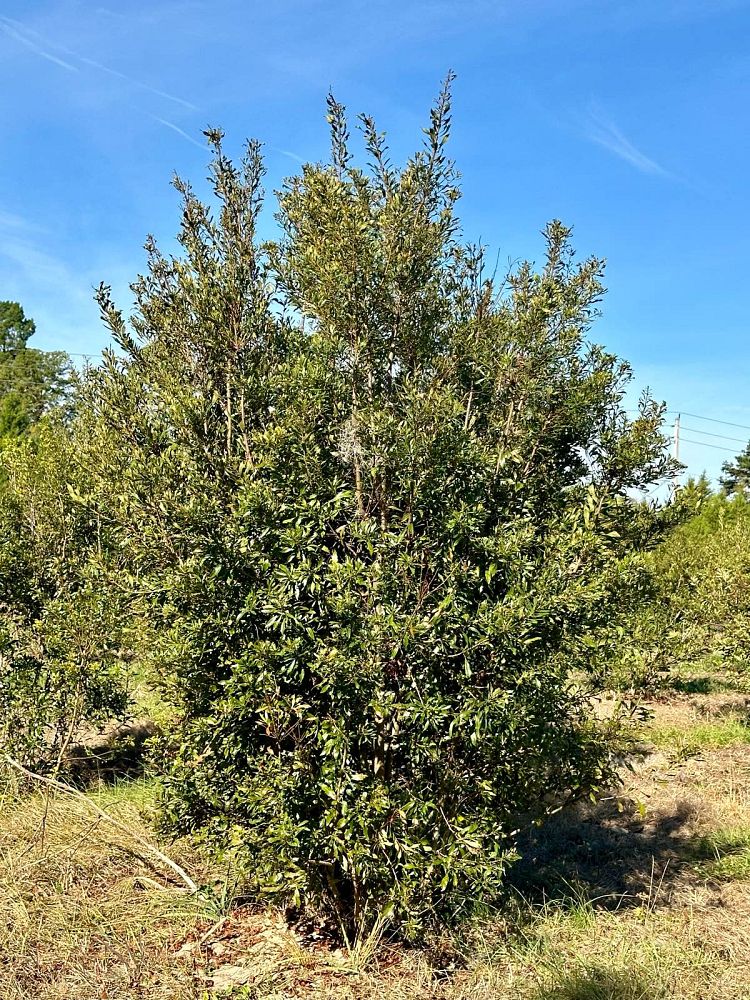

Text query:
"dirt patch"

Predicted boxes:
[[648, 693, 750, 727], [175, 908, 417, 999], [510, 740, 750, 912], [65, 716, 159, 782]]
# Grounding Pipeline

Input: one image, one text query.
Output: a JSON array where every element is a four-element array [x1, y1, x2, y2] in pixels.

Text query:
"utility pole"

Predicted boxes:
[[673, 413, 681, 492]]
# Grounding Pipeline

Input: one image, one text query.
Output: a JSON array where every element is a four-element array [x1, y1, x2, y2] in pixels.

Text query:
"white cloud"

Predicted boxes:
[[583, 106, 670, 177], [0, 16, 78, 72], [0, 13, 198, 112], [148, 114, 206, 149]]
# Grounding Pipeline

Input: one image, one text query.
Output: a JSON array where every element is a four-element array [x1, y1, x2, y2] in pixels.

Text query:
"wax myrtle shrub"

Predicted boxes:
[[595, 481, 750, 694], [0, 308, 122, 768], [579, 489, 699, 695], [0, 418, 129, 767], [81, 80, 674, 936], [641, 488, 750, 675]]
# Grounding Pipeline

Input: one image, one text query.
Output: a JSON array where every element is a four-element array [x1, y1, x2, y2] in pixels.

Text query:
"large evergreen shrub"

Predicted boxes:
[[82, 82, 673, 934]]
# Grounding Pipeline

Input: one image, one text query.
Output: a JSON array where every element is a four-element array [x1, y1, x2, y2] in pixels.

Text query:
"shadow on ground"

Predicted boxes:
[[535, 966, 662, 1000], [669, 676, 724, 696], [64, 718, 158, 785], [508, 792, 725, 909]]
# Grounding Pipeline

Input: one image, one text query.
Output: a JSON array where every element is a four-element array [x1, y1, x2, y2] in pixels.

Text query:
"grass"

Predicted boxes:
[[466, 904, 724, 1000], [649, 719, 750, 761], [665, 659, 750, 697], [692, 827, 750, 881], [644, 690, 750, 763], [0, 775, 210, 1000], [3, 668, 750, 999]]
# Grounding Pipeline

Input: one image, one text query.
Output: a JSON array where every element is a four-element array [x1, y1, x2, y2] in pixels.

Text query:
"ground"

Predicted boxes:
[[2, 664, 750, 1000]]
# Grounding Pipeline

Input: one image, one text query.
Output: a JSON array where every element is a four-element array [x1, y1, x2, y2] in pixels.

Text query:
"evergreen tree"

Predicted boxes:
[[682, 472, 712, 508], [0, 301, 35, 352], [0, 302, 72, 440], [720, 442, 750, 494]]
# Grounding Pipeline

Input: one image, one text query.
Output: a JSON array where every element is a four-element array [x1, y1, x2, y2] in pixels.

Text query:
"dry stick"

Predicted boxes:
[[197, 916, 228, 949], [3, 756, 198, 894]]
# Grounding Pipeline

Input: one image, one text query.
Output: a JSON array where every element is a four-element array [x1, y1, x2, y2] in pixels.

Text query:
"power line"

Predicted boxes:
[[1, 357, 749, 451], [0, 347, 98, 358], [681, 426, 749, 445], [668, 410, 750, 433], [680, 437, 739, 453]]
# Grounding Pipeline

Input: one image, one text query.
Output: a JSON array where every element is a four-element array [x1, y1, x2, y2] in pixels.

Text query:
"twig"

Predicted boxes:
[[198, 916, 228, 948], [3, 755, 198, 894]]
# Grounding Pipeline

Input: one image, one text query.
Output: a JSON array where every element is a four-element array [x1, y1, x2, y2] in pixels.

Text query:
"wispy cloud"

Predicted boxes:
[[0, 16, 78, 72], [268, 145, 307, 165], [0, 208, 38, 232], [78, 55, 198, 112], [148, 114, 205, 150], [0, 235, 91, 309], [0, 219, 132, 353], [0, 14, 197, 112], [583, 106, 670, 177]]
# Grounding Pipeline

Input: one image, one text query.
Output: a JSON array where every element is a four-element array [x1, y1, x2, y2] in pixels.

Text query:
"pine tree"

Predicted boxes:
[[720, 442, 750, 494]]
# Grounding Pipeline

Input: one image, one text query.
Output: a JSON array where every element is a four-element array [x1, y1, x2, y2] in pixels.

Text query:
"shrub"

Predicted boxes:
[[649, 490, 750, 673], [81, 82, 674, 935], [0, 421, 129, 766]]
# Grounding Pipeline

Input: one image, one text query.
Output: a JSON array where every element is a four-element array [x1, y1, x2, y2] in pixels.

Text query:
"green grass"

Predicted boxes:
[[691, 827, 750, 882], [451, 897, 734, 1000], [664, 654, 750, 696], [87, 774, 160, 807], [125, 661, 182, 730], [648, 718, 750, 758], [534, 966, 663, 1000], [668, 675, 738, 696]]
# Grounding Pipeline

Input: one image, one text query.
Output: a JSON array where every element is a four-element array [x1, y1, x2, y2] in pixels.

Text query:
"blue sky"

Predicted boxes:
[[1, 0, 749, 482]]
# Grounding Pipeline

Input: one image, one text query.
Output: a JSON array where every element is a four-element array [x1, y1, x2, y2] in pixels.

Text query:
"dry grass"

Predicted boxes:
[[0, 778, 208, 999], [3, 678, 750, 999]]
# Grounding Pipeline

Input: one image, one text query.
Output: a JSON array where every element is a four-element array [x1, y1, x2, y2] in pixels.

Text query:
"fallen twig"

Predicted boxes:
[[3, 755, 198, 894]]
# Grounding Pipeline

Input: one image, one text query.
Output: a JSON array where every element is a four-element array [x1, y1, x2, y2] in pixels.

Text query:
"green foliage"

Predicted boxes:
[[0, 301, 72, 441], [78, 84, 673, 936], [0, 304, 116, 762], [646, 491, 750, 674], [0, 300, 36, 354], [719, 440, 750, 494], [574, 492, 694, 694], [608, 480, 750, 694], [682, 472, 712, 507], [0, 421, 129, 765], [0, 301, 35, 351]]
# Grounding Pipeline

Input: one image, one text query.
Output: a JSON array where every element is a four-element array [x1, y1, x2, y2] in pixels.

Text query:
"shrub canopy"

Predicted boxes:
[[64, 82, 676, 934]]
